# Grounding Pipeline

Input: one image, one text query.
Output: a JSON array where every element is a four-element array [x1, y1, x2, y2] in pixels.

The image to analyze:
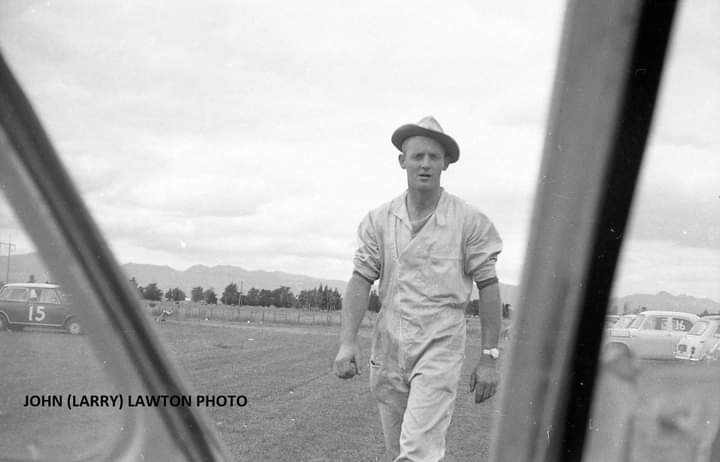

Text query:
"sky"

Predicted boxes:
[[0, 0, 718, 300]]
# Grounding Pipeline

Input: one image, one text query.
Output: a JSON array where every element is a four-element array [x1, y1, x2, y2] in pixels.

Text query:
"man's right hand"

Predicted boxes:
[[333, 343, 361, 379]]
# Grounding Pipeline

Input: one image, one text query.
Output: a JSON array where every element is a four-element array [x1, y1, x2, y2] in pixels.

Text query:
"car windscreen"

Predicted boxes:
[[689, 321, 709, 336], [615, 316, 635, 328], [629, 314, 645, 329]]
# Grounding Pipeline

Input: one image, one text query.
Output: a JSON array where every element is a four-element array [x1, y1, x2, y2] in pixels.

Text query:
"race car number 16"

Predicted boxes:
[[28, 306, 46, 321]]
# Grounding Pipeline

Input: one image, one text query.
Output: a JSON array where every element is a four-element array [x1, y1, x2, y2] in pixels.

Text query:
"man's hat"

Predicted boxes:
[[391, 116, 460, 163]]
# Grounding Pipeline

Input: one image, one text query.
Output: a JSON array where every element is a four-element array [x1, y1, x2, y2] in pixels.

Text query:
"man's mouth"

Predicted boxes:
[[419, 174, 432, 179]]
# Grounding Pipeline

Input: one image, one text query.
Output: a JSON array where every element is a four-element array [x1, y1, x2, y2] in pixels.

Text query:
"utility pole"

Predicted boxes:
[[0, 235, 16, 284]]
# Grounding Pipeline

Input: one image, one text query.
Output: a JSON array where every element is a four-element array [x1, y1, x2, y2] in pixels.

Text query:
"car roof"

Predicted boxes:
[[2, 282, 60, 289], [635, 310, 699, 318]]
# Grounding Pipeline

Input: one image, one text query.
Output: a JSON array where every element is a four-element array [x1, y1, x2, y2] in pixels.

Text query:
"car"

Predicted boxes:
[[605, 310, 699, 360], [675, 318, 720, 361], [0, 282, 83, 334]]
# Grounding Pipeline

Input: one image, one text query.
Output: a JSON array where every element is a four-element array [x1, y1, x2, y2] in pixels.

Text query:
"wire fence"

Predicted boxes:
[[145, 301, 376, 328], [144, 301, 487, 334]]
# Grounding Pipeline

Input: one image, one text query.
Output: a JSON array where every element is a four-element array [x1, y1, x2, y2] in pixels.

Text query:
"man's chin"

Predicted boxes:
[[409, 181, 439, 191]]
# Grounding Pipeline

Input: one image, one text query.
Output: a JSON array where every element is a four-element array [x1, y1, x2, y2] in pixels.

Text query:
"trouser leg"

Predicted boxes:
[[370, 360, 409, 461], [394, 373, 458, 462], [377, 398, 406, 461]]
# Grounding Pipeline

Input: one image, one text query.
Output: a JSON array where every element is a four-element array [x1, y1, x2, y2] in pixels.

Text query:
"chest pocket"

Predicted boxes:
[[422, 240, 465, 300]]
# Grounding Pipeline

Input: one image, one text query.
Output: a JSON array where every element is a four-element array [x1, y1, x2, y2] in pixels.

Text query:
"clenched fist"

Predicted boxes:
[[333, 342, 361, 379]]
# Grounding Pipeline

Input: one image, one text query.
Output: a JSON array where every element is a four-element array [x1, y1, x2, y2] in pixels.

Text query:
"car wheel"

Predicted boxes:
[[66, 319, 83, 335], [0, 314, 8, 331]]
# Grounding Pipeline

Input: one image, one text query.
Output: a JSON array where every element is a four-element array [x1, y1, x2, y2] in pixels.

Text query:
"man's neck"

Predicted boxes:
[[406, 187, 442, 221]]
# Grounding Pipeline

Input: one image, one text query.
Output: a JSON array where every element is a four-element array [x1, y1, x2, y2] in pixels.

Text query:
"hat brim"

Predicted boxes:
[[391, 125, 459, 163]]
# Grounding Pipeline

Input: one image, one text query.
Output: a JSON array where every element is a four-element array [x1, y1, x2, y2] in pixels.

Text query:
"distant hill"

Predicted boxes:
[[3, 253, 717, 315], [611, 292, 720, 316], [122, 262, 349, 295]]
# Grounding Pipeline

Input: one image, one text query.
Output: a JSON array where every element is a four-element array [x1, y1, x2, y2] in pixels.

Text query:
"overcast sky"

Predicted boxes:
[[0, 0, 718, 300]]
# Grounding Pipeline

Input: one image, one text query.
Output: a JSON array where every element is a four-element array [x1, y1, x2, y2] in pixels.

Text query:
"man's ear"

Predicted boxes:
[[398, 153, 406, 169], [443, 157, 450, 171]]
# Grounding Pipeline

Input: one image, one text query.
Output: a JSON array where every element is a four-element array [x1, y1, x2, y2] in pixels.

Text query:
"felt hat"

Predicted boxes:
[[391, 116, 459, 163]]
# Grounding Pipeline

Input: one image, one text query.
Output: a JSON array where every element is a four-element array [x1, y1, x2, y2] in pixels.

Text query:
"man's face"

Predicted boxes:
[[399, 136, 448, 192]]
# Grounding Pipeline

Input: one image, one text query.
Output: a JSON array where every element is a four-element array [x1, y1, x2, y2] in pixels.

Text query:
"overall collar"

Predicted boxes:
[[391, 188, 448, 227]]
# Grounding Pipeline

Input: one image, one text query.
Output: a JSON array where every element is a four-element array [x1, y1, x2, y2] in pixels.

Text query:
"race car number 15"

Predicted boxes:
[[28, 306, 46, 321]]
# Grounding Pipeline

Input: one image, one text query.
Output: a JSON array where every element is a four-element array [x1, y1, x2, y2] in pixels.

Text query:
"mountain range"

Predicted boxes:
[[1, 252, 717, 314]]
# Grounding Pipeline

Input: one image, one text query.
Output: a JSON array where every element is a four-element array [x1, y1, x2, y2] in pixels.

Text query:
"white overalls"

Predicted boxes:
[[353, 189, 502, 462]]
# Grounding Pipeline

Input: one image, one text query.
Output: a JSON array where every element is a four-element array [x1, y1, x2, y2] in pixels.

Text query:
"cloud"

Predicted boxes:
[[0, 0, 718, 300]]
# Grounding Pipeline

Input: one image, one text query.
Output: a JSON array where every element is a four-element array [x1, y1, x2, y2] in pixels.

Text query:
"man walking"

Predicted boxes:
[[333, 116, 504, 461]]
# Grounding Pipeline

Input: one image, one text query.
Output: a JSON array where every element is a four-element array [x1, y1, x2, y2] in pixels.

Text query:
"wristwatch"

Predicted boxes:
[[482, 348, 500, 359]]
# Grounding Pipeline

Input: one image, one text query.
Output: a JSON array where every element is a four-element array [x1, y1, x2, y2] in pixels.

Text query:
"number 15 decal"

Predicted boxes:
[[28, 306, 46, 321]]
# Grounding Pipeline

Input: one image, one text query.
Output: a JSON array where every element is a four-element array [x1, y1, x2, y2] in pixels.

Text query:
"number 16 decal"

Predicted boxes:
[[28, 306, 46, 321]]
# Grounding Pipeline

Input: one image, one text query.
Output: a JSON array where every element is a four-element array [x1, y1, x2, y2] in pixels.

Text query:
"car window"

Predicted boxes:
[[0, 1, 566, 461], [615, 316, 635, 329], [587, 0, 720, 459], [629, 314, 646, 329], [670, 318, 692, 332], [689, 321, 709, 336], [38, 289, 62, 304], [3, 287, 28, 301], [639, 315, 665, 331]]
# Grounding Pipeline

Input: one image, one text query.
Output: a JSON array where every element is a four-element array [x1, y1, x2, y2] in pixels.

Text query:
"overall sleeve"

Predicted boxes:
[[464, 213, 503, 283], [352, 212, 381, 283]]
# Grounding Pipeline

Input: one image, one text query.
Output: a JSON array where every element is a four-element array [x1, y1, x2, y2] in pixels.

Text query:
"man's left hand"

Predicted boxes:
[[469, 358, 500, 403]]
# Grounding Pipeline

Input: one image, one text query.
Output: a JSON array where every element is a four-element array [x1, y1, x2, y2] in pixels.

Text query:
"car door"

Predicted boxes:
[[36, 287, 66, 326], [2, 286, 29, 324], [634, 315, 673, 359]]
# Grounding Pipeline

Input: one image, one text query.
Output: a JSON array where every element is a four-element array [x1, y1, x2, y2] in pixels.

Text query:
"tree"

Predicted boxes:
[[246, 287, 260, 306], [129, 277, 143, 298], [166, 287, 186, 302], [221, 283, 240, 305], [27, 274, 36, 283], [142, 283, 163, 301], [191, 286, 204, 303], [258, 289, 273, 307], [203, 288, 217, 304]]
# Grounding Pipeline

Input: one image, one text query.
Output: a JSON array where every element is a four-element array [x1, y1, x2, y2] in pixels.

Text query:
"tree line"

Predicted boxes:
[[128, 277, 511, 316], [129, 277, 345, 310]]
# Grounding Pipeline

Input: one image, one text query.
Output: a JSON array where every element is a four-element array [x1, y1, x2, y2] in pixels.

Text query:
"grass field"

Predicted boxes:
[[1, 317, 719, 461], [153, 320, 499, 462]]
